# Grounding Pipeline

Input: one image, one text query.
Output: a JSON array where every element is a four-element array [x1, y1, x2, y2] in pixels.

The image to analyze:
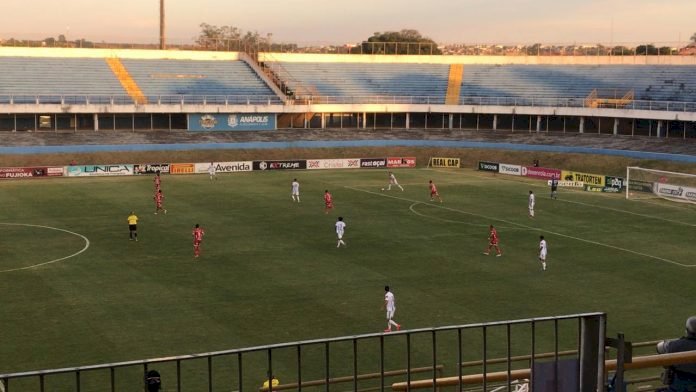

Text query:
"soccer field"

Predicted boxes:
[[1, 167, 695, 381]]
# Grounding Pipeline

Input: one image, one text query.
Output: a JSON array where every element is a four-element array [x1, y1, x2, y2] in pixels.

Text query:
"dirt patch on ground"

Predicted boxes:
[[3, 147, 696, 177]]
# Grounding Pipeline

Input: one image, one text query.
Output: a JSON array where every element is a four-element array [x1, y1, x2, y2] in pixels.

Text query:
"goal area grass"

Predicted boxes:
[[1, 167, 695, 387]]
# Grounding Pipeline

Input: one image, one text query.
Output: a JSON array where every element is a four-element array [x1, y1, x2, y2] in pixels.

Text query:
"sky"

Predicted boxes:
[[1, 0, 694, 46]]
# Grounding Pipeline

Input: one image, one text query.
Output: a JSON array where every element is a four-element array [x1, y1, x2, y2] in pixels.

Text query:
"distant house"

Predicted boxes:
[[679, 44, 696, 55]]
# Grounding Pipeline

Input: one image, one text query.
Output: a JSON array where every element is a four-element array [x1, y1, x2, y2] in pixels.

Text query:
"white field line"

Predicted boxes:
[[427, 168, 696, 228], [345, 186, 695, 268], [409, 202, 528, 230], [0, 223, 90, 273]]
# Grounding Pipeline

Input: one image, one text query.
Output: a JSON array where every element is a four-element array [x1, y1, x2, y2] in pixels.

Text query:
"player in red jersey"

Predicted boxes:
[[154, 189, 167, 214], [154, 171, 162, 192], [429, 180, 442, 203], [192, 224, 205, 258], [483, 225, 502, 257], [324, 190, 334, 214]]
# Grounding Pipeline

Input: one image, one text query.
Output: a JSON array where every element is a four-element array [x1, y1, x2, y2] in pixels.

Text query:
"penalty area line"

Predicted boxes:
[[344, 186, 695, 269], [0, 223, 91, 273]]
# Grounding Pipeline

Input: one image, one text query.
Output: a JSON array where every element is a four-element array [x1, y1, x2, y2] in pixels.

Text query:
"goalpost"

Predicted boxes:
[[626, 166, 696, 203]]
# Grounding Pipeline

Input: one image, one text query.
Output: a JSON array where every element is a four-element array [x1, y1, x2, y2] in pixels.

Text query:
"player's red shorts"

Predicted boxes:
[[156, 202, 163, 208], [325, 202, 333, 209], [431, 191, 438, 196], [193, 240, 202, 246], [489, 239, 498, 246]]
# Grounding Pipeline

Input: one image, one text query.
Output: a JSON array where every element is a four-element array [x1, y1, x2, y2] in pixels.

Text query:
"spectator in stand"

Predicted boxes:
[[262, 372, 279, 391], [656, 316, 696, 391], [533, 159, 540, 167]]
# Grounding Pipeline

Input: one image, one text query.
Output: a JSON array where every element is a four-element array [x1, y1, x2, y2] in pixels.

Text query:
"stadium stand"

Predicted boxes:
[[267, 62, 450, 102], [459, 65, 696, 102], [119, 58, 282, 104], [0, 57, 125, 104]]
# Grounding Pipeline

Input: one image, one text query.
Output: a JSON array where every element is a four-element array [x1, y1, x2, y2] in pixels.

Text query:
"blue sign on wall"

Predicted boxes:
[[188, 114, 276, 132]]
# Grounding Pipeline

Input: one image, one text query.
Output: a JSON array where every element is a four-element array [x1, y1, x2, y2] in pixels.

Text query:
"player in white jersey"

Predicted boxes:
[[335, 216, 346, 247], [383, 171, 404, 191], [383, 286, 401, 332], [528, 190, 536, 218], [208, 162, 217, 181], [539, 235, 548, 271], [291, 179, 300, 202]]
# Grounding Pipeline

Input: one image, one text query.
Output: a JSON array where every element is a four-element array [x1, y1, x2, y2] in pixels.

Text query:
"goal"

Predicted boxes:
[[626, 166, 696, 203]]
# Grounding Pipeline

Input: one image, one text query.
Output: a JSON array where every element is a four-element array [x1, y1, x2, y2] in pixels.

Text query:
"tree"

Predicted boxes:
[[195, 23, 277, 51], [635, 44, 658, 55], [361, 29, 441, 55]]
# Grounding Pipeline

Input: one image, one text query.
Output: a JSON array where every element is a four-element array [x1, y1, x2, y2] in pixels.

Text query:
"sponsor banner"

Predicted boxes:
[[0, 167, 64, 179], [561, 170, 605, 187], [478, 161, 499, 172], [605, 176, 625, 190], [499, 163, 522, 176], [66, 165, 134, 177], [628, 179, 654, 193], [387, 157, 417, 168], [360, 158, 387, 169], [194, 161, 253, 173], [584, 185, 622, 193], [307, 159, 361, 170], [170, 163, 195, 175], [253, 160, 307, 171], [655, 183, 696, 202], [189, 114, 276, 132], [522, 166, 562, 180], [547, 180, 585, 188], [430, 157, 461, 168], [47, 167, 64, 177], [134, 163, 170, 175]]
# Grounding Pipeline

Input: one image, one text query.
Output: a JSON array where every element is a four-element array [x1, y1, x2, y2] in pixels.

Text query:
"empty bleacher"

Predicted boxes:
[[268, 62, 450, 103], [119, 59, 281, 104], [0, 57, 125, 104], [459, 65, 696, 102]]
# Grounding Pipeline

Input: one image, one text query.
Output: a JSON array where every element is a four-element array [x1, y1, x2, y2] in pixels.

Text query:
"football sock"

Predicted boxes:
[[542, 262, 546, 270]]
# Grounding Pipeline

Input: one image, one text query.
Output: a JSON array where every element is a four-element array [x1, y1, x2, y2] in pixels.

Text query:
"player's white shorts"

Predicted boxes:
[[529, 207, 535, 215], [292, 190, 300, 196], [337, 231, 344, 239], [386, 308, 396, 320], [539, 251, 547, 261]]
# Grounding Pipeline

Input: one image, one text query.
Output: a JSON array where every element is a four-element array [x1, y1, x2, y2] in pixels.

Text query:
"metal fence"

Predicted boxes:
[[0, 313, 605, 392], [1, 94, 694, 113]]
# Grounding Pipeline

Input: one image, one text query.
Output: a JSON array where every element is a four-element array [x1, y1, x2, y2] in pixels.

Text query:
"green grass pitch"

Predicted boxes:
[[1, 167, 695, 388]]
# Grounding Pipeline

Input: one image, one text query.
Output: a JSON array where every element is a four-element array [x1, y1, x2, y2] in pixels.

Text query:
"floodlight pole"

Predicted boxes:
[[159, 0, 166, 50]]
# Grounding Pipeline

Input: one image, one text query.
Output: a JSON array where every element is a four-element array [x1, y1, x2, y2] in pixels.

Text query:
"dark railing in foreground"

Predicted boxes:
[[0, 94, 694, 112], [0, 312, 605, 392]]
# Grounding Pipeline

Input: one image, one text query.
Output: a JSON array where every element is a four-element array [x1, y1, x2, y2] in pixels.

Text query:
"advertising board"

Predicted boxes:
[[360, 158, 387, 169], [478, 161, 499, 172], [522, 166, 561, 180], [499, 163, 522, 176], [561, 170, 605, 187], [170, 164, 195, 175], [387, 157, 417, 168], [0, 167, 60, 179], [430, 157, 460, 168], [189, 114, 276, 132], [253, 160, 307, 171], [66, 165, 134, 177], [134, 164, 170, 175], [306, 159, 361, 170], [194, 162, 253, 173]]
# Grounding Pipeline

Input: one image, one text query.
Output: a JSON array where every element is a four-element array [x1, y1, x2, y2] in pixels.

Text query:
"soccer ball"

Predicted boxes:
[[381, 188, 385, 191]]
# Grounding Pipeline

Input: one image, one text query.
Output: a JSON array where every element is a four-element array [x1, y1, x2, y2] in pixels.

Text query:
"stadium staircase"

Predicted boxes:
[[238, 51, 287, 103], [105, 57, 148, 105], [584, 88, 634, 108], [445, 64, 464, 104]]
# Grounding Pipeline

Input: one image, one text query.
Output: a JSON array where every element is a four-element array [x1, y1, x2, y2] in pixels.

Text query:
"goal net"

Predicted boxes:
[[626, 166, 696, 203]]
